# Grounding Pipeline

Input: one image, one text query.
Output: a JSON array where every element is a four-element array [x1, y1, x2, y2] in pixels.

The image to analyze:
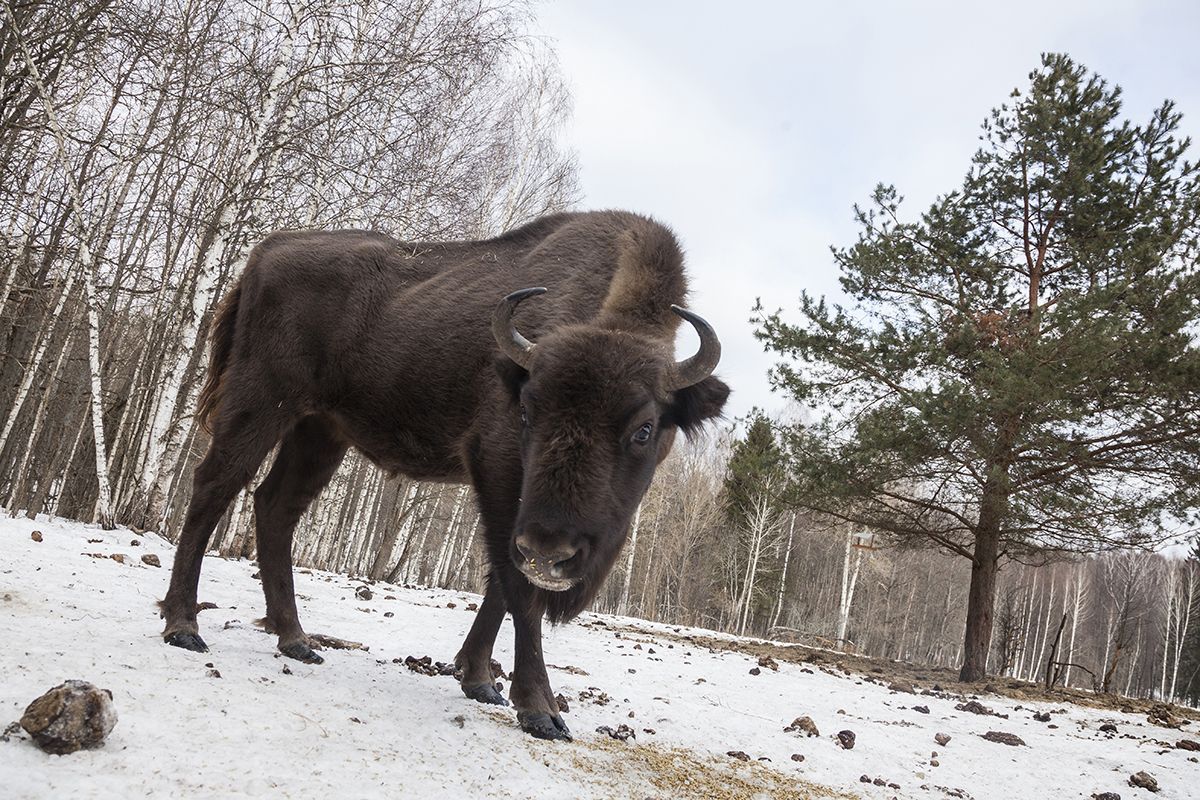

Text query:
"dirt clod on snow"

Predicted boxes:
[[19, 680, 118, 755], [1128, 770, 1159, 792], [784, 716, 820, 737], [981, 731, 1026, 747]]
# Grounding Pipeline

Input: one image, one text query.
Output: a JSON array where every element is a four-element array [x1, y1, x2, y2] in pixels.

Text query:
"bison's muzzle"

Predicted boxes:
[[513, 529, 582, 591]]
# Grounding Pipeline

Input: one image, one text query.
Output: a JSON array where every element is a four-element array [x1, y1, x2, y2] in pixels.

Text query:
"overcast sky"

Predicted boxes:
[[536, 0, 1200, 426]]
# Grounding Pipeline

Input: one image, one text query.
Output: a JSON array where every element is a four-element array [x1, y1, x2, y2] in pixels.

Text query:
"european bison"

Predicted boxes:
[[160, 210, 729, 739]]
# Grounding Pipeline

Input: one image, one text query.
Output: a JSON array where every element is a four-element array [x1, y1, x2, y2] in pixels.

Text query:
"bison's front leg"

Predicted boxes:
[[507, 578, 570, 741], [455, 579, 509, 706]]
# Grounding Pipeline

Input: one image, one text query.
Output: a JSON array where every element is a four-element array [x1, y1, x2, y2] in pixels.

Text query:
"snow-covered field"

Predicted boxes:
[[2, 513, 1197, 799]]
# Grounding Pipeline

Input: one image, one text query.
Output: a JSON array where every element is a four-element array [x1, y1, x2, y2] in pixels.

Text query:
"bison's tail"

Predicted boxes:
[[195, 281, 241, 432]]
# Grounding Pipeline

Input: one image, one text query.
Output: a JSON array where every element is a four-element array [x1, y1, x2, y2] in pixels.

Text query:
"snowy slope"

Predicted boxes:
[[2, 513, 1196, 800]]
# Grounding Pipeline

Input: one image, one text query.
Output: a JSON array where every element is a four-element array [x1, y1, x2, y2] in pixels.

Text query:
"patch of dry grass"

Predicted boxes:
[[474, 702, 854, 799], [573, 737, 858, 800]]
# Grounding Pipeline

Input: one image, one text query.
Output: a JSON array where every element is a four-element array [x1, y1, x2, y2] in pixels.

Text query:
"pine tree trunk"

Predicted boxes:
[[960, 497, 1004, 681]]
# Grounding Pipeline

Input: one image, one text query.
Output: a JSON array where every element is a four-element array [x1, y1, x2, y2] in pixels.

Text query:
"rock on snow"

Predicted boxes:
[[20, 680, 118, 754]]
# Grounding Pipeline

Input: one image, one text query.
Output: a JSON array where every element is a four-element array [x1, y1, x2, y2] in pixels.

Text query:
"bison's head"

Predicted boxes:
[[492, 288, 729, 620]]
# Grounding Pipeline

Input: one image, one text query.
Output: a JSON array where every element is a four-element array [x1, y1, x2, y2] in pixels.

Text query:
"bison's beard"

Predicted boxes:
[[539, 534, 627, 624], [541, 579, 596, 624]]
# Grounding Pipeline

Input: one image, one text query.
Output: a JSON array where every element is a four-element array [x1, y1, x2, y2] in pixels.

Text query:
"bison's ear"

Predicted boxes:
[[665, 375, 730, 438], [494, 356, 529, 403]]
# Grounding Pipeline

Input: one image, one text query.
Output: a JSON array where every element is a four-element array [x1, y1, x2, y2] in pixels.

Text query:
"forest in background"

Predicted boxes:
[[1, 2, 1197, 706], [0, 0, 574, 528]]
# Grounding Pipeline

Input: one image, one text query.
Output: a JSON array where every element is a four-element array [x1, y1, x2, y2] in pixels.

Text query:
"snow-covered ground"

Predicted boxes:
[[2, 513, 1197, 799]]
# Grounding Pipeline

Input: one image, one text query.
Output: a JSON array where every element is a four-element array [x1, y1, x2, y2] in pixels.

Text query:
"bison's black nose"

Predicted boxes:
[[514, 534, 579, 580]]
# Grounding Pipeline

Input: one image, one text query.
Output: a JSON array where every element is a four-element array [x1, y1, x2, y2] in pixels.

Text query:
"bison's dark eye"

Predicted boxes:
[[632, 422, 653, 444], [520, 404, 529, 427]]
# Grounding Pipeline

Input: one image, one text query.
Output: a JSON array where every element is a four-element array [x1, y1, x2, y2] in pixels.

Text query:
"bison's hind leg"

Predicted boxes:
[[161, 397, 293, 651], [252, 415, 346, 663]]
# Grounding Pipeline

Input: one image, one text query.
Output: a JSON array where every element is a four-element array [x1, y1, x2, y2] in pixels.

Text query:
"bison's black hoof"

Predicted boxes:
[[462, 683, 509, 706], [280, 641, 324, 664], [165, 631, 208, 652], [518, 711, 572, 741]]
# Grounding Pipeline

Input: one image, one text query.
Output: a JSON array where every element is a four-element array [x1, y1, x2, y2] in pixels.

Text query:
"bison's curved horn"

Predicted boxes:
[[493, 287, 546, 369], [666, 305, 721, 390]]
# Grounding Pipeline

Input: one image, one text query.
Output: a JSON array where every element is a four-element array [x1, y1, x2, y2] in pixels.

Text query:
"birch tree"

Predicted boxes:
[[3, 0, 115, 527], [835, 529, 867, 650]]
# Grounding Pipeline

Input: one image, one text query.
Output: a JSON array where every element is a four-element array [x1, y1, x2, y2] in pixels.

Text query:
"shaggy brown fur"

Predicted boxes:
[[195, 282, 240, 431], [160, 210, 728, 740]]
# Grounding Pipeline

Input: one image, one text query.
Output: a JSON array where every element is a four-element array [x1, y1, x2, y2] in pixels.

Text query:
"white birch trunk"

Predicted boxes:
[[736, 523, 760, 636], [1100, 608, 1115, 690], [432, 486, 468, 586], [736, 487, 778, 636], [1169, 565, 1195, 700], [4, 2, 115, 527], [1161, 567, 1177, 698], [0, 162, 54, 323], [739, 542, 758, 636], [1123, 630, 1142, 697], [1029, 577, 1057, 683], [617, 503, 642, 617], [138, 0, 304, 528], [1016, 571, 1038, 679], [449, 515, 480, 587], [8, 325, 78, 512], [0, 253, 80, 457], [50, 414, 90, 516], [402, 493, 442, 584], [369, 481, 418, 579], [1065, 574, 1084, 687], [837, 530, 864, 650], [302, 0, 374, 227], [896, 582, 917, 661], [637, 516, 661, 613], [769, 512, 796, 631]]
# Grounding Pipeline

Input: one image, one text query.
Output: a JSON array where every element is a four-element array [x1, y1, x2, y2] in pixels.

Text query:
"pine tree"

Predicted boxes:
[[722, 411, 788, 634], [723, 411, 785, 527], [755, 53, 1200, 682]]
